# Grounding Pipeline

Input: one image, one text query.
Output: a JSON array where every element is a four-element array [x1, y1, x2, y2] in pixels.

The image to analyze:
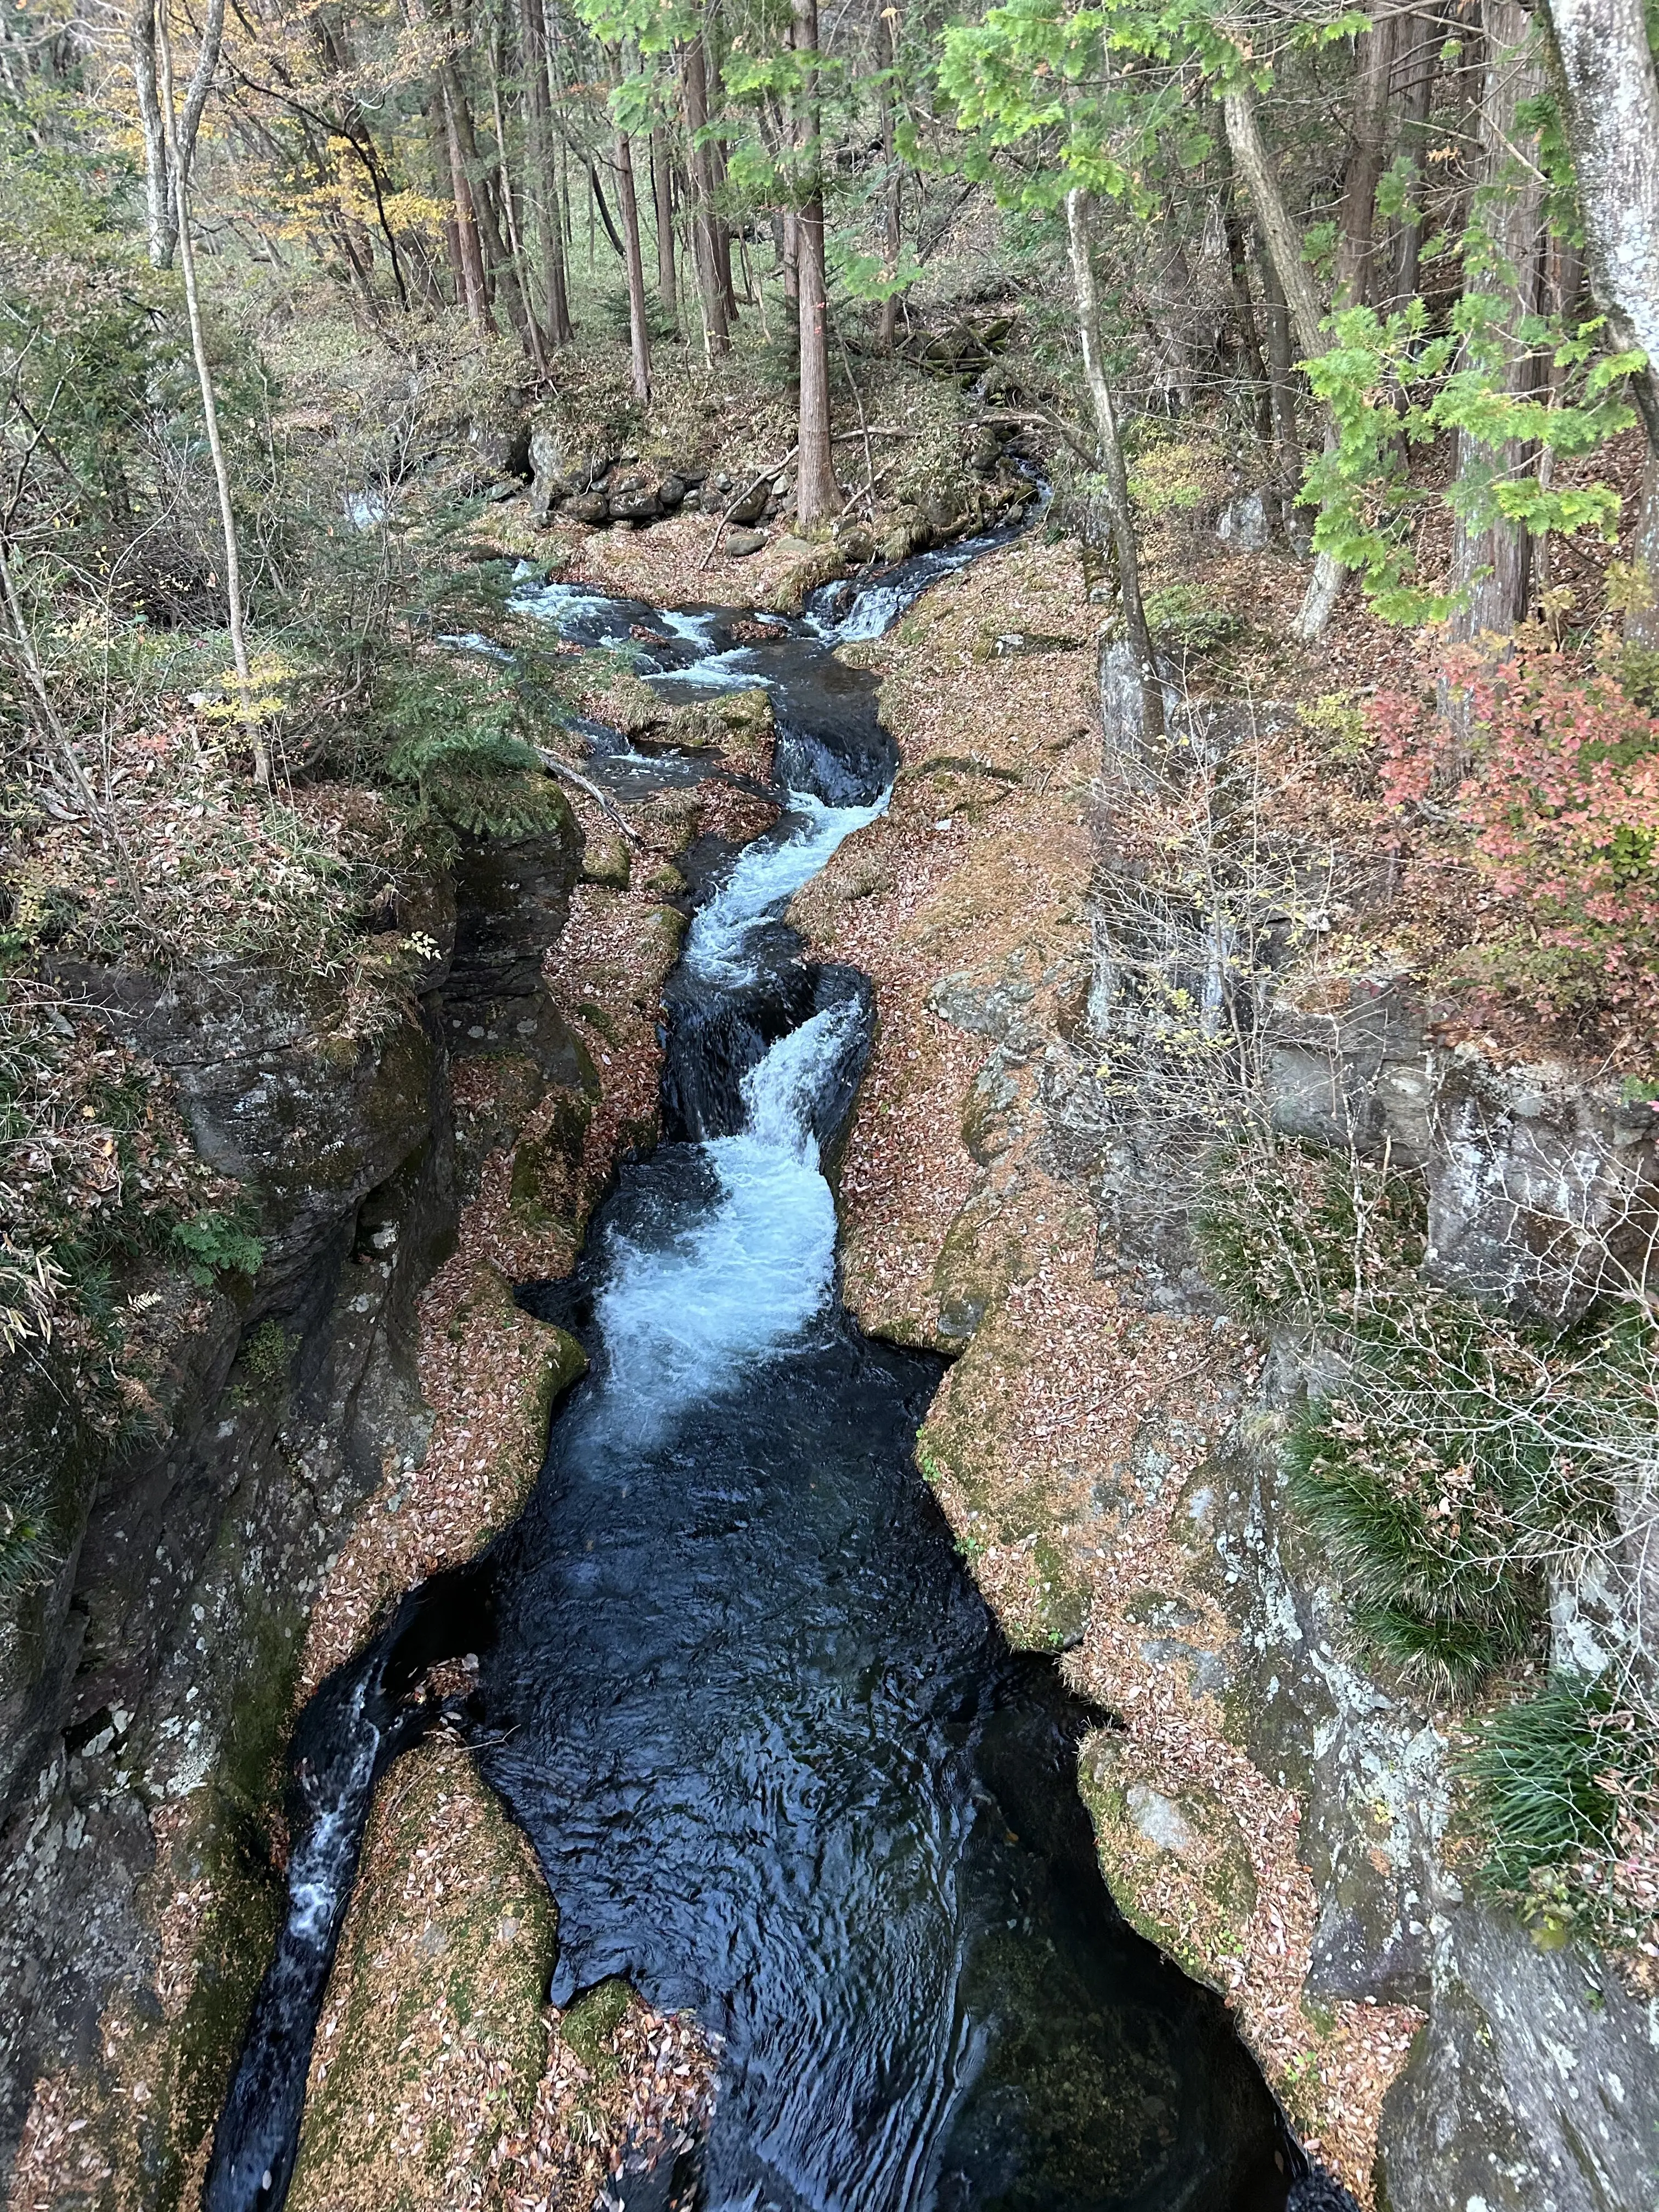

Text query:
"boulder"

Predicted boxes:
[[921, 485, 966, 539], [657, 474, 687, 509], [1216, 489, 1271, 553], [766, 537, 844, 615], [726, 480, 772, 526], [724, 527, 769, 558], [609, 485, 663, 523], [875, 506, 929, 563], [528, 425, 569, 523], [566, 489, 609, 527]]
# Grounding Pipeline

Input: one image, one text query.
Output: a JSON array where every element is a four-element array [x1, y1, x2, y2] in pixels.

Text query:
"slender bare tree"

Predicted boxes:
[[1066, 187, 1161, 740], [129, 0, 226, 268], [155, 0, 269, 791]]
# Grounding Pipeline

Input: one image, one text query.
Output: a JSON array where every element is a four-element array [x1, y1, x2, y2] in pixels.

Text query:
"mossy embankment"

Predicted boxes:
[[2, 607, 773, 2211], [788, 531, 1427, 2200]]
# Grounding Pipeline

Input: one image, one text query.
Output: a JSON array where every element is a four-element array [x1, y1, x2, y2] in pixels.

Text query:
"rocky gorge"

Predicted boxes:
[[2, 486, 1656, 2212]]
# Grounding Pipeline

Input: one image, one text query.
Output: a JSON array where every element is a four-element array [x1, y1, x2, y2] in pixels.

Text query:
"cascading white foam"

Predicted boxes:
[[687, 792, 889, 985], [287, 1681, 381, 1940], [659, 646, 771, 693], [738, 1000, 857, 1159], [509, 577, 634, 632], [590, 1001, 861, 1444]]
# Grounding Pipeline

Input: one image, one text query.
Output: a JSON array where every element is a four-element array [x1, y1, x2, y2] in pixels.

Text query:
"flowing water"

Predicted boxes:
[[206, 539, 1296, 2212]]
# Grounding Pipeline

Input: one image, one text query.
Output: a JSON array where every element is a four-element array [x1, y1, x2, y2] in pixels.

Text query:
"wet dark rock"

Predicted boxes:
[[0, 795, 585, 2194], [725, 481, 771, 527]]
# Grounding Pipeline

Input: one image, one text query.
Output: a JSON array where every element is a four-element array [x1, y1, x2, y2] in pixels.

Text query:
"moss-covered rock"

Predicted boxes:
[[286, 1736, 557, 2212]]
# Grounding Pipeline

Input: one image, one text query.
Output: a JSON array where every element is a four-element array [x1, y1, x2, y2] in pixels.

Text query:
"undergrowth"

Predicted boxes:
[[1198, 1136, 1658, 1972]]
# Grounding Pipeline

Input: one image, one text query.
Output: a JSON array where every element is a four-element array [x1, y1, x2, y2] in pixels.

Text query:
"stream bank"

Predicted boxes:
[[1, 667, 778, 2208], [7, 506, 1654, 2212], [783, 529, 1659, 2211]]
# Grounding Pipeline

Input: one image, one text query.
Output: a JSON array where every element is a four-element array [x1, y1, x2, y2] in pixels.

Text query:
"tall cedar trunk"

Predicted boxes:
[[1390, 9, 1436, 306], [1065, 188, 1161, 740], [652, 125, 678, 326], [1333, 2, 1399, 309], [441, 73, 494, 331], [1542, 0, 1659, 642], [445, 66, 532, 346], [791, 0, 837, 527], [129, 0, 227, 268], [1217, 145, 1278, 530], [424, 97, 465, 298], [706, 43, 739, 328], [1224, 85, 1345, 638], [679, 29, 729, 358], [610, 71, 652, 403], [1448, 0, 1547, 641], [520, 0, 572, 344], [1147, 198, 1205, 411], [490, 46, 546, 371], [877, 8, 901, 351]]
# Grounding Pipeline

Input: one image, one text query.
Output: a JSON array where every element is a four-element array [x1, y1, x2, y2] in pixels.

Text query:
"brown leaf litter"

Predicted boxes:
[[792, 532, 1423, 2203]]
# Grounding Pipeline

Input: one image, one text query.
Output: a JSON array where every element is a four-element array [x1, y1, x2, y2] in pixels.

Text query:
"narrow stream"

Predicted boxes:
[[206, 533, 1296, 2212]]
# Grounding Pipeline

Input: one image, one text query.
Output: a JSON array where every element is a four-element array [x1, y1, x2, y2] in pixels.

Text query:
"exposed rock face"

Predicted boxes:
[[793, 536, 1659, 2209], [0, 809, 585, 2200], [1376, 1904, 1659, 2212], [1079, 654, 1659, 2208]]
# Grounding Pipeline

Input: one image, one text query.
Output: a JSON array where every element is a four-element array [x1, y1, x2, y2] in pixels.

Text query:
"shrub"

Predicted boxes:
[[1194, 1139, 1427, 1325], [1283, 1339, 1547, 1696], [1368, 636, 1659, 1020], [1200, 1140, 1650, 1700], [171, 1209, 265, 1288], [1461, 1677, 1659, 1960], [1463, 1678, 1630, 1886], [1143, 582, 1247, 659]]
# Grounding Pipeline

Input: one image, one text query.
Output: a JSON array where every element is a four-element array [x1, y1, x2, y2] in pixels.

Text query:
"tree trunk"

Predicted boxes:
[[679, 27, 729, 359], [877, 7, 902, 352], [704, 35, 739, 327], [441, 74, 494, 332], [1224, 85, 1344, 638], [490, 46, 546, 373], [612, 94, 653, 402], [1065, 187, 1162, 740], [1448, 0, 1547, 641], [520, 0, 572, 345], [1333, 2, 1400, 309], [791, 0, 836, 527], [652, 124, 678, 328], [130, 0, 227, 269], [446, 66, 533, 345], [1258, 248, 1306, 545], [155, 0, 268, 791], [1541, 0, 1659, 641], [1389, 8, 1436, 306], [1218, 159, 1279, 532]]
